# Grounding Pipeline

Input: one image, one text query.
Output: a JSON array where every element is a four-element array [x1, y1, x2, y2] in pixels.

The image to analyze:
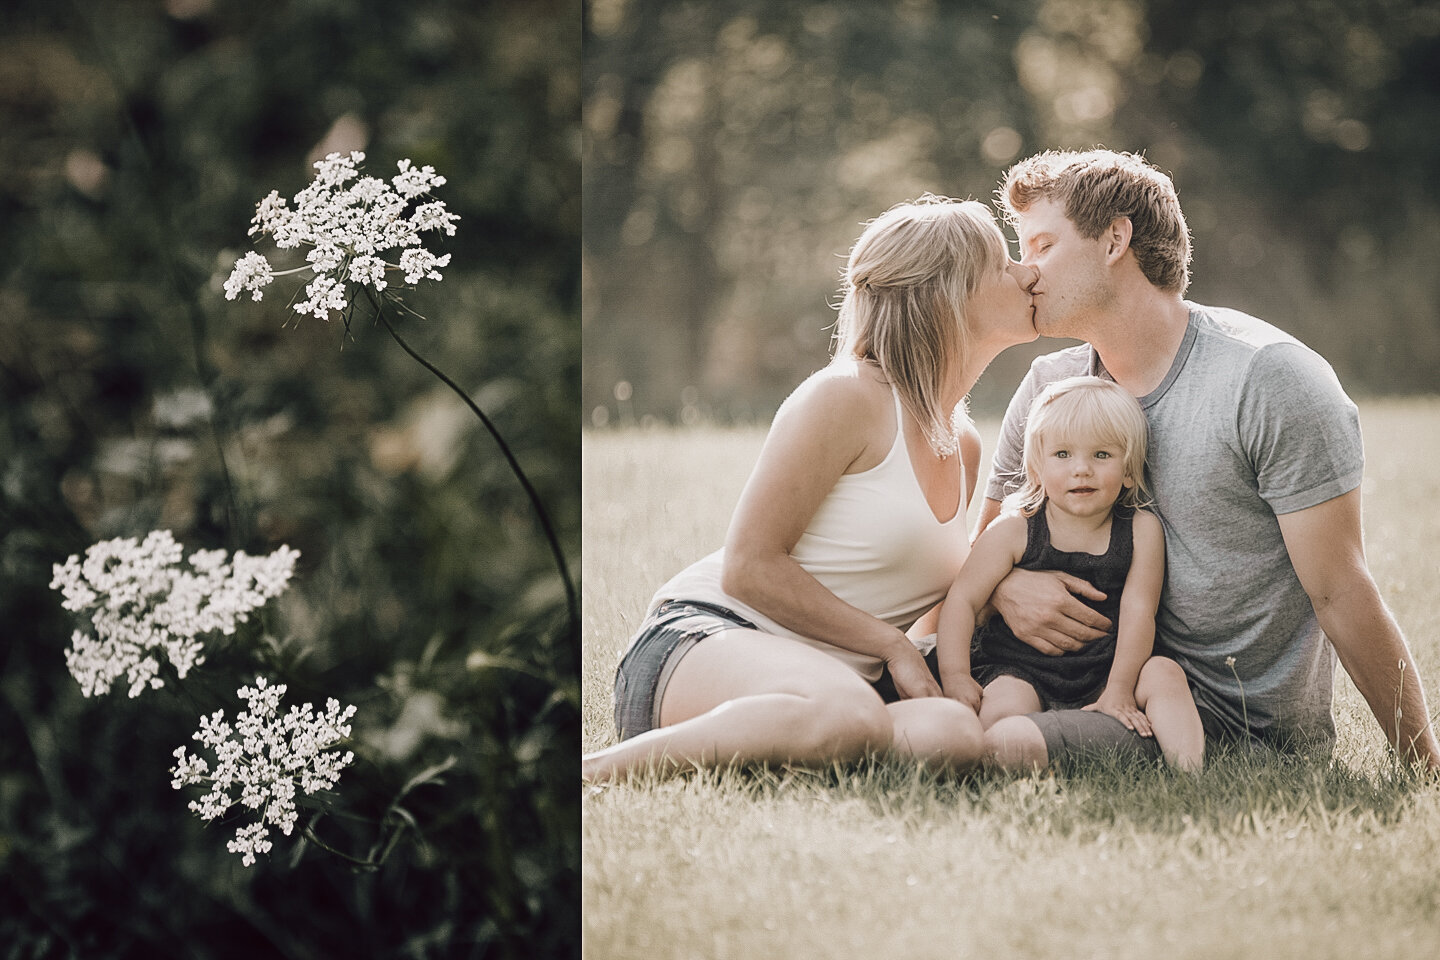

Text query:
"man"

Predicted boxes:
[[975, 149, 1439, 770]]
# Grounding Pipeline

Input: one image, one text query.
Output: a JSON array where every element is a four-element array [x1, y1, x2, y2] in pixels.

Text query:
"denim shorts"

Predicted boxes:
[[612, 600, 758, 740]]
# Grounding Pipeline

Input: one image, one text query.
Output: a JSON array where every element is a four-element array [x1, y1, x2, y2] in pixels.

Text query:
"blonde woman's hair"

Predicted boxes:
[[999, 149, 1192, 294], [832, 195, 1009, 456], [1005, 375, 1152, 516]]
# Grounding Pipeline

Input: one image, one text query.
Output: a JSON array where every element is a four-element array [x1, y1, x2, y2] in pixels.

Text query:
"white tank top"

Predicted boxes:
[[648, 389, 969, 682]]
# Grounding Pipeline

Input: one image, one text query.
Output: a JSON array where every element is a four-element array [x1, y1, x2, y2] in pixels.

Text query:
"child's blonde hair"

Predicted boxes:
[[832, 195, 1009, 457], [1005, 375, 1152, 516]]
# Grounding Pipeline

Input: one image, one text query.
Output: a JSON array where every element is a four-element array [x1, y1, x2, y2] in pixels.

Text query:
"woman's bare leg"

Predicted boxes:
[[1135, 656, 1205, 772], [977, 675, 1043, 730], [582, 629, 893, 783]]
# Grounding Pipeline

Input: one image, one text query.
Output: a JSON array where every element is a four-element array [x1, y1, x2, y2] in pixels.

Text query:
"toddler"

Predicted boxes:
[[936, 376, 1203, 771]]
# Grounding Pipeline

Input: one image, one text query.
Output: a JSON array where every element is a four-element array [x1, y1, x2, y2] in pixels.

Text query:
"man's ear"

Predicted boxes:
[[1103, 217, 1133, 265]]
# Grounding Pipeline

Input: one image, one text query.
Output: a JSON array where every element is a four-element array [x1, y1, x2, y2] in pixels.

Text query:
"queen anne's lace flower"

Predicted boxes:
[[348, 254, 387, 290], [398, 248, 452, 285], [172, 676, 357, 867], [391, 158, 446, 198], [408, 201, 460, 236], [295, 273, 349, 319], [223, 152, 458, 321], [50, 531, 300, 698], [223, 251, 274, 301]]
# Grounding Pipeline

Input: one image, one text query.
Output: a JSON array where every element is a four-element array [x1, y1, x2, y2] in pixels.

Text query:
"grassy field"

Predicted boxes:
[[582, 398, 1440, 960]]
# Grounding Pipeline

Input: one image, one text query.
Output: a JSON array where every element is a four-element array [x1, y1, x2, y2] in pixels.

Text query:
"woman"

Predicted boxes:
[[583, 196, 1038, 782]]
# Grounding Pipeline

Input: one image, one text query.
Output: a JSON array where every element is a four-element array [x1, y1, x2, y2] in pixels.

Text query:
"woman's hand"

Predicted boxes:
[[883, 644, 944, 700], [941, 673, 984, 713], [1083, 690, 1153, 737], [990, 567, 1112, 655]]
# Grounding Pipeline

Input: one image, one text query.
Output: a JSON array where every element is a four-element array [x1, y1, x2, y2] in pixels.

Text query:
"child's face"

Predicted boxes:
[[1034, 430, 1132, 519]]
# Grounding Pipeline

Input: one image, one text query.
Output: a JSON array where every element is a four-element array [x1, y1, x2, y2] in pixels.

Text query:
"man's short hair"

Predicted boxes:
[[999, 149, 1192, 294]]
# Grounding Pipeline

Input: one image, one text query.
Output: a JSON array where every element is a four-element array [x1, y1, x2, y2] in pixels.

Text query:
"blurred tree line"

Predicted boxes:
[[0, 0, 578, 957], [583, 0, 1440, 424]]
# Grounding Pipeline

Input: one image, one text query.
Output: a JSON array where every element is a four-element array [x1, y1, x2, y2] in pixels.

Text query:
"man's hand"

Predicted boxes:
[[989, 567, 1111, 655]]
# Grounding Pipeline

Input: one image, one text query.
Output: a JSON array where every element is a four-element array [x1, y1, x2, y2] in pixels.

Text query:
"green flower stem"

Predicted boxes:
[[72, 0, 245, 548], [302, 823, 381, 871], [363, 288, 578, 637]]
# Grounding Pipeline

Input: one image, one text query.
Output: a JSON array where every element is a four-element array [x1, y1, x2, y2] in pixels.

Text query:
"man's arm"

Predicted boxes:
[[1277, 488, 1440, 768]]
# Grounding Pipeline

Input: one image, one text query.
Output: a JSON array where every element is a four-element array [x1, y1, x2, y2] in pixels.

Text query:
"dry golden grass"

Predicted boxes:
[[582, 398, 1440, 960]]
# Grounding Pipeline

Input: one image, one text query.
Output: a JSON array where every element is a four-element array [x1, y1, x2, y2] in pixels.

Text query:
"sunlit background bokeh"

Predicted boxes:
[[584, 0, 1440, 426]]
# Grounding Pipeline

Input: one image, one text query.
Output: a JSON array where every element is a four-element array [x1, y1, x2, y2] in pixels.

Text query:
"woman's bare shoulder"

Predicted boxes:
[[958, 416, 982, 452], [777, 360, 892, 427], [766, 361, 894, 470], [947, 416, 981, 510]]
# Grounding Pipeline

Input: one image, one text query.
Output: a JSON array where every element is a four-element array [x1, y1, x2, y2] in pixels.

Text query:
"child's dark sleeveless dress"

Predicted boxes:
[[971, 503, 1134, 709]]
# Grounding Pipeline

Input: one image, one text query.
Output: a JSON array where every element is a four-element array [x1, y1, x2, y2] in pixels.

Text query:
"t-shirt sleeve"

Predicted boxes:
[[983, 367, 1041, 503], [1237, 341, 1364, 515]]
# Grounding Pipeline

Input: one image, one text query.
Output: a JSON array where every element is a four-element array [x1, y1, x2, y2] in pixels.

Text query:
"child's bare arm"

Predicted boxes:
[[936, 515, 1028, 709], [1085, 510, 1165, 735]]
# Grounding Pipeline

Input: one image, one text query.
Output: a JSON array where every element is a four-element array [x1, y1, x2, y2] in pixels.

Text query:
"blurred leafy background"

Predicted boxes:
[[0, 0, 579, 957], [583, 0, 1440, 425]]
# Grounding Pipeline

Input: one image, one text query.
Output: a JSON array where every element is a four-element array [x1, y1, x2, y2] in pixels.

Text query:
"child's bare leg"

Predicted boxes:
[[978, 675, 1043, 730], [1135, 656, 1204, 772], [888, 698, 986, 770], [983, 715, 1050, 772]]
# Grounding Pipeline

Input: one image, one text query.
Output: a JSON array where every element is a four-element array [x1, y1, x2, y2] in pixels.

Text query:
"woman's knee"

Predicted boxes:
[[733, 671, 892, 760], [806, 684, 893, 757]]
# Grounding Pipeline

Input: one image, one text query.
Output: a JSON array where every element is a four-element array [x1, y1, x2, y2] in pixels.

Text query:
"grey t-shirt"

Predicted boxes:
[[984, 303, 1364, 747]]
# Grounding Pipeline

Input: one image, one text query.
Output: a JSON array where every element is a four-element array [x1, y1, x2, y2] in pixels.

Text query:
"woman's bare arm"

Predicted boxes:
[[721, 367, 942, 698]]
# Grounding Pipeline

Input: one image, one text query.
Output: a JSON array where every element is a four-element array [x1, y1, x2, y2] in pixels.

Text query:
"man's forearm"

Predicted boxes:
[[1323, 595, 1440, 767], [1277, 490, 1438, 765]]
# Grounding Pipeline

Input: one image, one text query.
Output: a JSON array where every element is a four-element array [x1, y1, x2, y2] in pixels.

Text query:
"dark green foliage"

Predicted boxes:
[[0, 0, 578, 956]]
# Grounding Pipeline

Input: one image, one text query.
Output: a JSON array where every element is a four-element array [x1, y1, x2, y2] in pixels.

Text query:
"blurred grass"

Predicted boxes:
[[581, 397, 1440, 959]]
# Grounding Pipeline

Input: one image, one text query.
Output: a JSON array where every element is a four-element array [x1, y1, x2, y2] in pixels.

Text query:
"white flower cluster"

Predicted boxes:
[[224, 152, 458, 319], [50, 531, 300, 698], [172, 677, 357, 867]]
